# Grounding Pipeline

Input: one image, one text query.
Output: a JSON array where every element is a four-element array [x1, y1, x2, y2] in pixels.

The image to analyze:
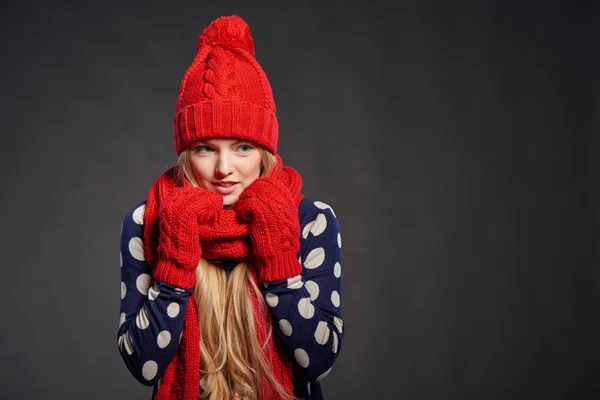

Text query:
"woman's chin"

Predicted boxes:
[[221, 193, 239, 207]]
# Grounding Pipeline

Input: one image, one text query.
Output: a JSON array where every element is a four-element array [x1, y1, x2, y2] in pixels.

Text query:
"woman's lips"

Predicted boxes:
[[213, 182, 238, 195]]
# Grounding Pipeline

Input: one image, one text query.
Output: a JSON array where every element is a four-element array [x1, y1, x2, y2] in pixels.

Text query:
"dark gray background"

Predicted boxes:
[[1, 1, 599, 399]]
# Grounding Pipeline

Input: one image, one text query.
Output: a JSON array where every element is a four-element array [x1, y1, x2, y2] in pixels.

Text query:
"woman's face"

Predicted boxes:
[[188, 139, 262, 206]]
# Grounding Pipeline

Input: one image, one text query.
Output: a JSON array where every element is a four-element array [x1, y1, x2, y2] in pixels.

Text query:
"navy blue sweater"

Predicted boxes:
[[118, 197, 343, 399]]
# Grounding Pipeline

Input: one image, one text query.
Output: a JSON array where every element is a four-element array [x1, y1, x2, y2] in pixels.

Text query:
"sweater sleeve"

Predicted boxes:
[[117, 201, 193, 386], [262, 200, 343, 383]]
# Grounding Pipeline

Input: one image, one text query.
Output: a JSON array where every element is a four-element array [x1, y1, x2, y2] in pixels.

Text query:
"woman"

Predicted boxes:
[[118, 15, 343, 400]]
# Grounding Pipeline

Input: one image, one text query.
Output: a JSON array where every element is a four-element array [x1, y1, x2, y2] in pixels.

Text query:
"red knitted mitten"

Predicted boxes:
[[236, 176, 302, 282], [154, 187, 223, 289]]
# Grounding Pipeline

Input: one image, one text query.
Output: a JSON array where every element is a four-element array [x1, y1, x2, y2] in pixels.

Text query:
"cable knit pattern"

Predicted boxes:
[[153, 187, 223, 289], [118, 14, 342, 400], [202, 47, 238, 100], [142, 156, 302, 400], [174, 15, 278, 155], [118, 197, 343, 400], [236, 174, 303, 282]]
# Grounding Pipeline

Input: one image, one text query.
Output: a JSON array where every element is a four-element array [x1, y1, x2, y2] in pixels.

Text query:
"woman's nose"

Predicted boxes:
[[215, 153, 234, 177]]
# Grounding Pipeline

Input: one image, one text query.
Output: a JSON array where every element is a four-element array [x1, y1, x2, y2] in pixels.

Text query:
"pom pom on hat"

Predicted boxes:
[[197, 15, 255, 56]]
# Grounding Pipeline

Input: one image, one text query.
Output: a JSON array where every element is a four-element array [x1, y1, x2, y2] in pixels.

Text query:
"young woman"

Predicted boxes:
[[118, 15, 343, 400]]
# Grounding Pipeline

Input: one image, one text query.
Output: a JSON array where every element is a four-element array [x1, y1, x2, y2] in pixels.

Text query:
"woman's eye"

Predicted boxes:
[[194, 146, 212, 153], [237, 144, 253, 153]]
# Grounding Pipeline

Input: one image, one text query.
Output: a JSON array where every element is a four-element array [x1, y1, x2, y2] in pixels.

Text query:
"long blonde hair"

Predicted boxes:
[[178, 148, 290, 399]]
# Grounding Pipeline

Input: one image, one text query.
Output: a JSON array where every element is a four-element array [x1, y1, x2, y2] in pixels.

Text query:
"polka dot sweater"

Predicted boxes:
[[118, 197, 343, 399]]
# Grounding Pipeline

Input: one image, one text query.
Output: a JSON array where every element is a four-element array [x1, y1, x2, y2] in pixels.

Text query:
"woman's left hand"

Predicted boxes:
[[235, 176, 302, 282]]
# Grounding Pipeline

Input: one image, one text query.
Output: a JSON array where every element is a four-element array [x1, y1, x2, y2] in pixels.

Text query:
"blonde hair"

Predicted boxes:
[[178, 148, 290, 399]]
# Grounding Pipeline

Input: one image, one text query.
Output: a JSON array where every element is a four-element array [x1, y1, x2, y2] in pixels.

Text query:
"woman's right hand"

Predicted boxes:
[[153, 186, 223, 288]]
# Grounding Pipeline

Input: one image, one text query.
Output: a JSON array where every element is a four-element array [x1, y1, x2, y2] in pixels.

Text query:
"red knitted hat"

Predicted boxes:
[[174, 15, 278, 156]]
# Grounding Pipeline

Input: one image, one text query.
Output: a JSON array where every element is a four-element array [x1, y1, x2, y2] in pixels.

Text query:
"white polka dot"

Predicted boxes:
[[157, 330, 171, 348], [310, 213, 327, 236], [314, 321, 330, 345], [287, 275, 303, 290], [337, 232, 342, 248], [314, 201, 330, 210], [298, 297, 315, 319], [128, 237, 145, 261], [333, 332, 339, 353], [331, 290, 340, 307], [317, 367, 332, 382], [294, 348, 310, 368], [148, 283, 160, 301], [304, 247, 325, 269], [142, 360, 158, 380], [279, 319, 293, 336], [121, 282, 126, 299], [167, 302, 180, 318], [118, 334, 124, 350], [136, 308, 150, 329], [334, 316, 343, 333], [119, 312, 126, 328], [136, 274, 151, 295], [124, 332, 134, 355], [314, 201, 336, 217], [333, 262, 341, 278], [302, 220, 315, 239], [305, 280, 320, 301], [132, 204, 146, 225], [266, 293, 279, 307], [174, 287, 186, 294], [308, 382, 311, 395], [120, 252, 123, 268]]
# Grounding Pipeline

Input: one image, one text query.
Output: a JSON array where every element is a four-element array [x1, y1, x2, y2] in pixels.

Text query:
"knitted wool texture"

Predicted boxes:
[[174, 15, 279, 156], [143, 156, 304, 400], [236, 172, 304, 282]]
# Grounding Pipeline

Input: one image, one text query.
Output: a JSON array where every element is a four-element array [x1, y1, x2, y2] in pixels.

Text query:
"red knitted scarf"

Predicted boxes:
[[142, 156, 302, 400]]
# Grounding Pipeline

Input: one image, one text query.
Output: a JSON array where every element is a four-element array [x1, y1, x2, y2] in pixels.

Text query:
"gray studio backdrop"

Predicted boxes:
[[1, 1, 599, 399]]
